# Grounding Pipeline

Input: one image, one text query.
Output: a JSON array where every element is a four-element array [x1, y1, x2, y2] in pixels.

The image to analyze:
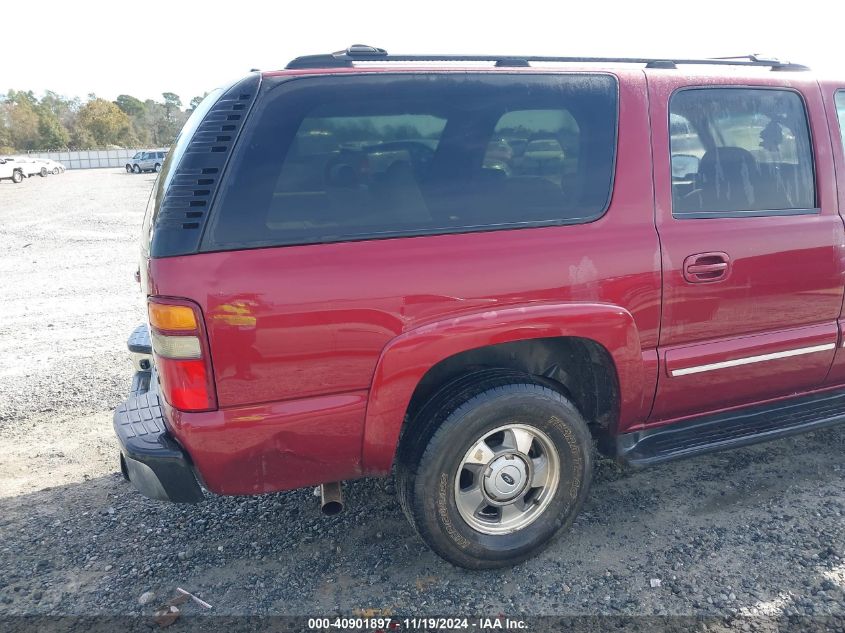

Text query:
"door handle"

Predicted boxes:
[[683, 252, 730, 283], [686, 262, 727, 275]]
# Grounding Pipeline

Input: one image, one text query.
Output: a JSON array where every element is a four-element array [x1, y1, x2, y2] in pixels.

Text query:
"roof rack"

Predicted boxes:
[[286, 45, 810, 72]]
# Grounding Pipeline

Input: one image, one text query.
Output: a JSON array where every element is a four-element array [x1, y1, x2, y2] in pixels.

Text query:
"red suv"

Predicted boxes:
[[114, 46, 845, 569]]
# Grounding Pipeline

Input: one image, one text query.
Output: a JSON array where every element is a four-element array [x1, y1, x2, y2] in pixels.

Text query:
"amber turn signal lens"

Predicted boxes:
[[148, 302, 197, 331]]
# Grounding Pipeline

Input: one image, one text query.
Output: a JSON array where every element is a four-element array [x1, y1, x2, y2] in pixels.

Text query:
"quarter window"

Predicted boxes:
[[670, 88, 816, 218], [205, 74, 618, 250]]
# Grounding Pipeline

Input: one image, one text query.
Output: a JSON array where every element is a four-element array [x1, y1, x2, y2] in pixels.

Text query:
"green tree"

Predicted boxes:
[[69, 122, 95, 149], [114, 94, 146, 117], [188, 93, 207, 111], [75, 98, 134, 147], [40, 91, 77, 125], [1, 88, 196, 151], [161, 92, 183, 141], [140, 93, 188, 146], [115, 94, 150, 145], [8, 89, 37, 107], [0, 122, 13, 153], [36, 108, 69, 149], [142, 99, 166, 145], [4, 92, 41, 150], [162, 92, 182, 110]]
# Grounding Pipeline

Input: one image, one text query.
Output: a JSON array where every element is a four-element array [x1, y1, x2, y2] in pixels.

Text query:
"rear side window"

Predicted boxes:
[[670, 88, 816, 218], [142, 87, 224, 255], [205, 74, 618, 250]]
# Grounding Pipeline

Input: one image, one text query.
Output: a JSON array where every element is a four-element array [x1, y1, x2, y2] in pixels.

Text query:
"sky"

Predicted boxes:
[[6, 0, 844, 104]]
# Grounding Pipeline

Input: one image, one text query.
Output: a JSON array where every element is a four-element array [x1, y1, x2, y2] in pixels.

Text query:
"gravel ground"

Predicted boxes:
[[0, 169, 843, 631]]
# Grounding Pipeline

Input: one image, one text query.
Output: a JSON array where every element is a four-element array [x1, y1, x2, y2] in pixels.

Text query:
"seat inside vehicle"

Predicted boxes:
[[683, 147, 761, 212]]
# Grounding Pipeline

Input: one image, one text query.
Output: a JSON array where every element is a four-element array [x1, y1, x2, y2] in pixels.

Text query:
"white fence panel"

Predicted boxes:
[[25, 148, 168, 170]]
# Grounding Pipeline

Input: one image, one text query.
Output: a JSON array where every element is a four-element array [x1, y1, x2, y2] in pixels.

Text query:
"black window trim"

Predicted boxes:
[[668, 84, 820, 220], [199, 71, 621, 254]]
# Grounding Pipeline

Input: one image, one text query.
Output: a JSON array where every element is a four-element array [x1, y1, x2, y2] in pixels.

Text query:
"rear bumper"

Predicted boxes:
[[114, 391, 204, 503], [115, 324, 367, 498], [113, 326, 203, 503]]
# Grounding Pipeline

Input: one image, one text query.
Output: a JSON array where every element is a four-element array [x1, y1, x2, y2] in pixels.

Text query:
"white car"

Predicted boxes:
[[36, 158, 66, 175], [0, 158, 24, 183], [3, 156, 43, 177]]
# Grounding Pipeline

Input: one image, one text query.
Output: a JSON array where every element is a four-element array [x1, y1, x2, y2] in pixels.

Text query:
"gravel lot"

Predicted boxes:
[[0, 169, 843, 630]]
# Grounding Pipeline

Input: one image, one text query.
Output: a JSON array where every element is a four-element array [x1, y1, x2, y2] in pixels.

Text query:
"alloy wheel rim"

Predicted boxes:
[[454, 423, 560, 535]]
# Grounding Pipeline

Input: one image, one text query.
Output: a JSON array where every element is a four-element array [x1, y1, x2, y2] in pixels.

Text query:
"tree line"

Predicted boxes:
[[0, 90, 207, 153]]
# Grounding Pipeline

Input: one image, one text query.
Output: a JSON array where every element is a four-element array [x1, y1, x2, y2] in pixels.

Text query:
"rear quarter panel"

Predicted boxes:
[[148, 68, 661, 481]]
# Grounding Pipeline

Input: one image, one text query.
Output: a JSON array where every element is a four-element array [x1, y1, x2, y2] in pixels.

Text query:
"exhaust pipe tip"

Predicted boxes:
[[320, 482, 344, 516], [321, 500, 344, 516]]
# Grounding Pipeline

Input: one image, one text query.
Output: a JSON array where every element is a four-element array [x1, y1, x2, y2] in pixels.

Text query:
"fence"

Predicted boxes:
[[23, 148, 168, 170]]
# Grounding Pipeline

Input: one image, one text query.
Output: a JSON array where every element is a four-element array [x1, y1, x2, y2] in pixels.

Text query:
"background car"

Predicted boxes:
[[125, 152, 144, 173], [4, 156, 44, 178], [522, 138, 565, 162], [0, 158, 24, 183], [127, 150, 167, 173], [37, 158, 66, 174]]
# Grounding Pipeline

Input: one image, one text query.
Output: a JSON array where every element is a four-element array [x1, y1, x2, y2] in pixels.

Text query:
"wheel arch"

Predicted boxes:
[[361, 302, 649, 474]]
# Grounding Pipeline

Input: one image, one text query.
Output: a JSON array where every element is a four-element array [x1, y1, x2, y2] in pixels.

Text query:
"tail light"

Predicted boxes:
[[147, 297, 217, 412]]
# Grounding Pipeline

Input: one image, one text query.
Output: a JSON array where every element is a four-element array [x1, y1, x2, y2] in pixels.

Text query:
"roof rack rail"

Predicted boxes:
[[709, 54, 808, 71], [286, 46, 810, 72]]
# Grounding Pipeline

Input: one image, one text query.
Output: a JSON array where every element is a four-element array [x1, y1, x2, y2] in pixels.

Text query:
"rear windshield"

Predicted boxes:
[[204, 73, 618, 250]]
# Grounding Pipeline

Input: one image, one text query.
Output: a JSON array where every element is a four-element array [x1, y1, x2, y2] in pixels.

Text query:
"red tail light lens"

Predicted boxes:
[[148, 298, 217, 412], [158, 358, 214, 411]]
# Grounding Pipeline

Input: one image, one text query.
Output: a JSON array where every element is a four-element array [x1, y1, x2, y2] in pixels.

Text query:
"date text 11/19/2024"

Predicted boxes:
[[307, 616, 528, 631]]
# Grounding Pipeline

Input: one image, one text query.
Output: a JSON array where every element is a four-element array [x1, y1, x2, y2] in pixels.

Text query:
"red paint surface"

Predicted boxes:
[[654, 324, 837, 421], [361, 303, 646, 473], [820, 80, 845, 386], [166, 391, 368, 495], [140, 66, 845, 494], [646, 70, 845, 423]]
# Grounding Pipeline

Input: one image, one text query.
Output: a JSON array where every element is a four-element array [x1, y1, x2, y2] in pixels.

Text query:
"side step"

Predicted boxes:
[[128, 323, 152, 355], [618, 388, 845, 467]]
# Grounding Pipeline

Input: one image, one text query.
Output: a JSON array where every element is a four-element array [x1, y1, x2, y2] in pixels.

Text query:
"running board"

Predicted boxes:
[[617, 388, 845, 467]]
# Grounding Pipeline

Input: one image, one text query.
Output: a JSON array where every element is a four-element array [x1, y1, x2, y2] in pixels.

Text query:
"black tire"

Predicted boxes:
[[11, 170, 23, 184], [125, 164, 132, 173], [40, 167, 48, 177], [132, 164, 141, 173], [154, 163, 161, 172], [52, 167, 59, 175], [396, 371, 593, 569]]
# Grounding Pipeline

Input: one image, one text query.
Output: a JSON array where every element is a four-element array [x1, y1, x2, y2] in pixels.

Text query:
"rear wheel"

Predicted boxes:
[[40, 167, 48, 177], [11, 170, 23, 184], [396, 372, 593, 569]]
